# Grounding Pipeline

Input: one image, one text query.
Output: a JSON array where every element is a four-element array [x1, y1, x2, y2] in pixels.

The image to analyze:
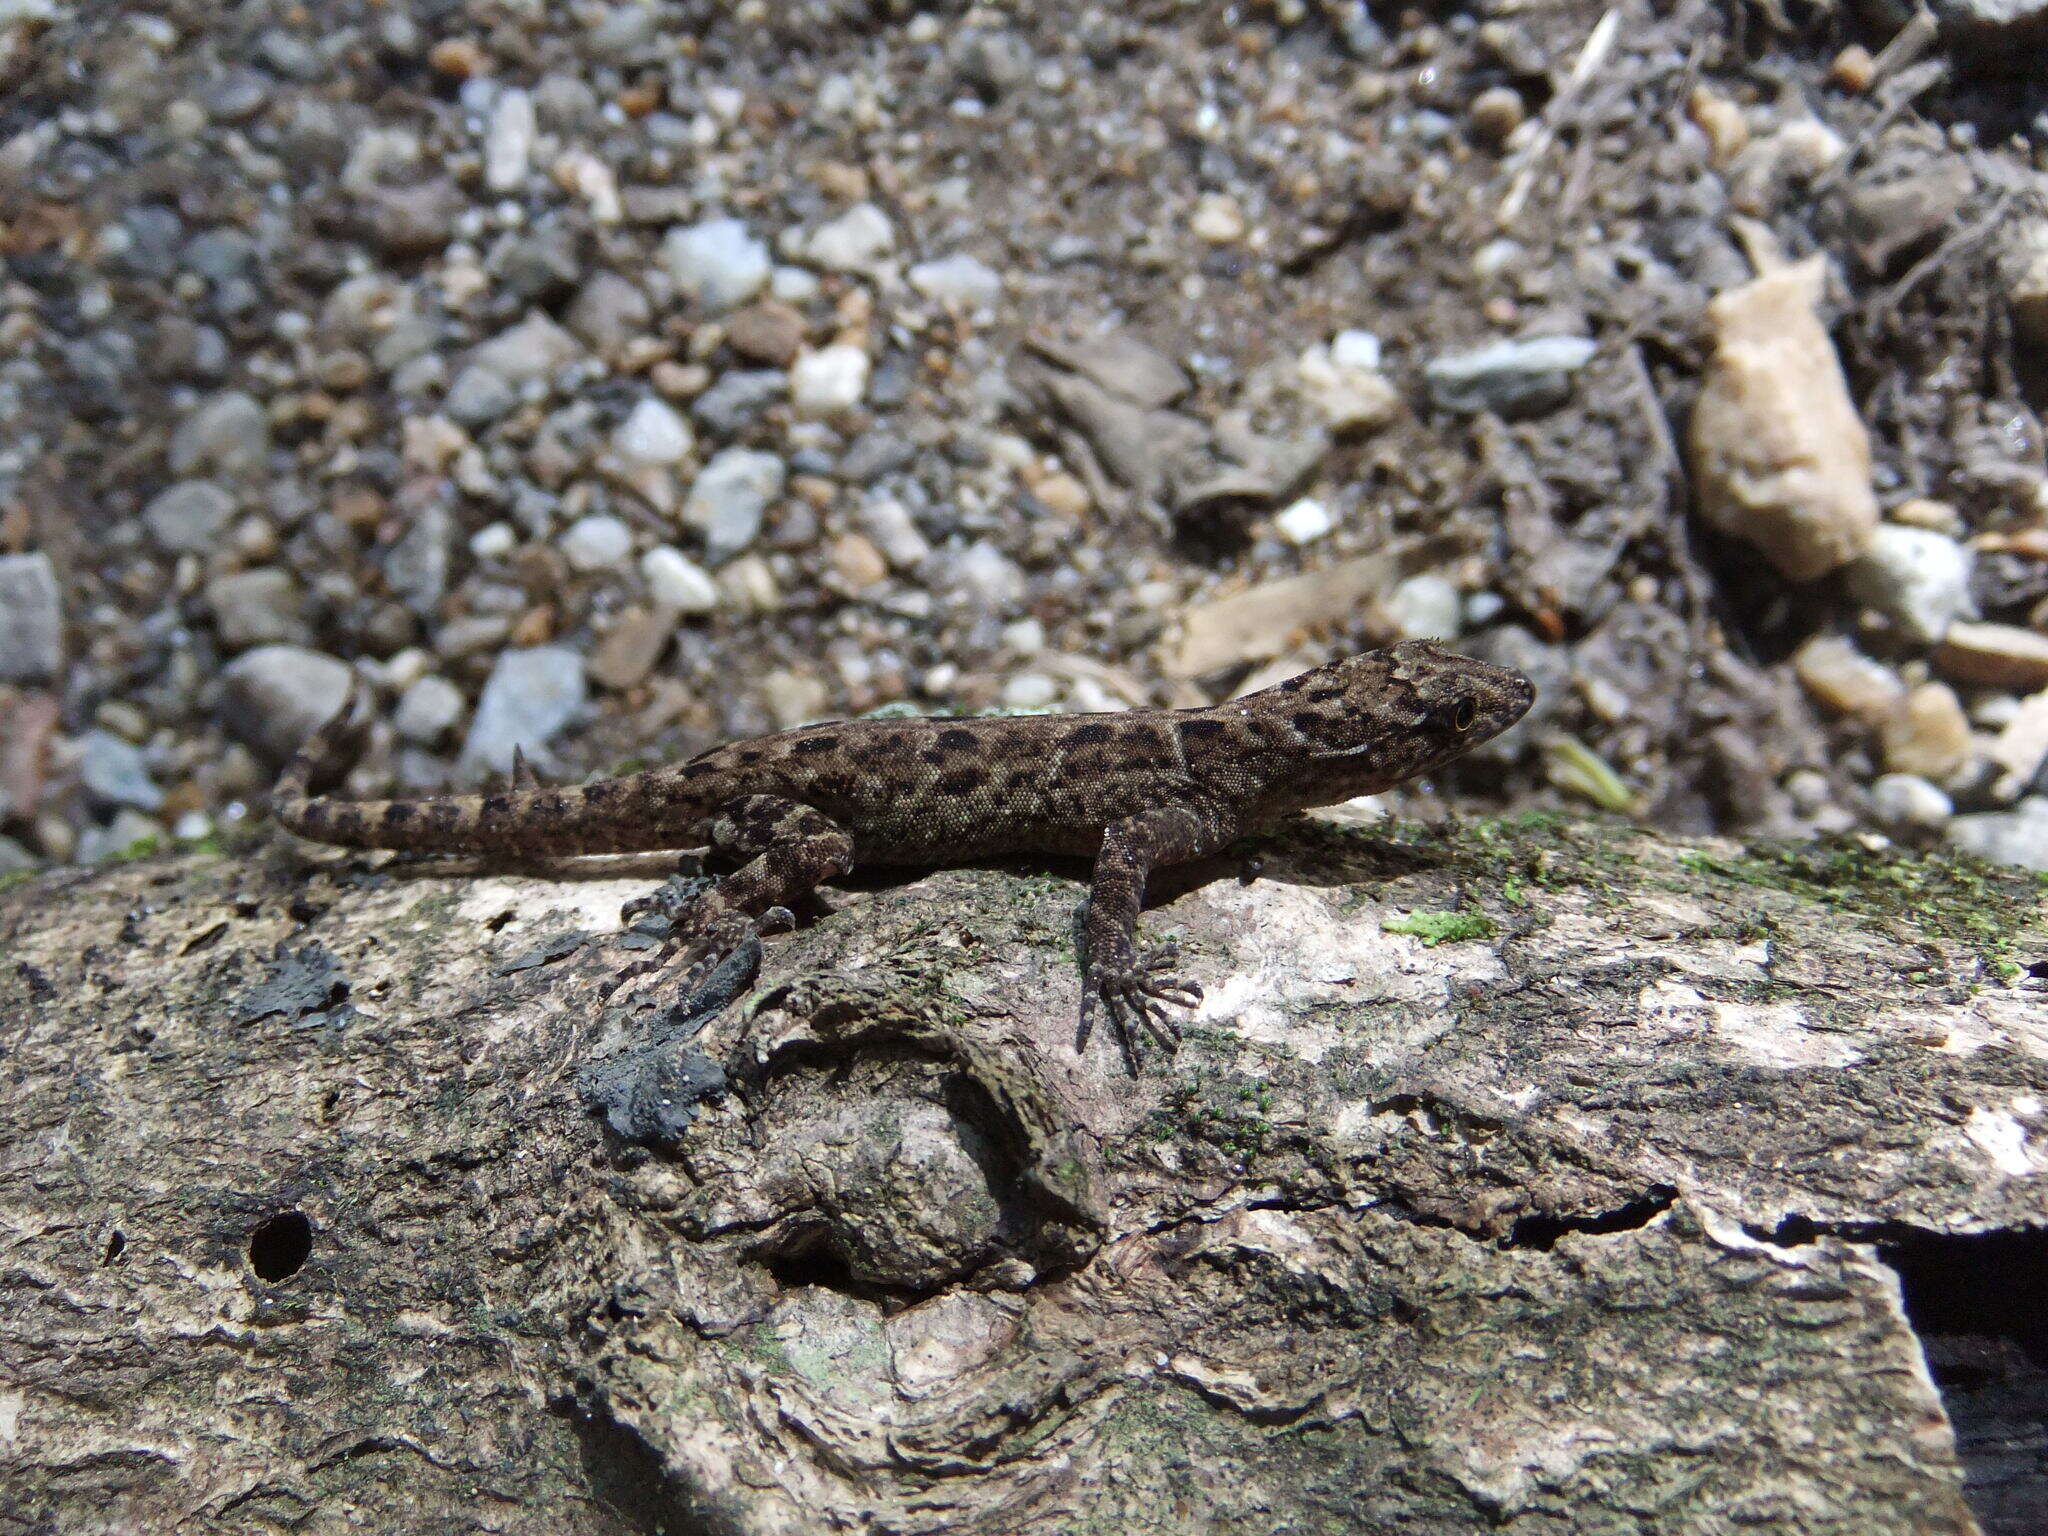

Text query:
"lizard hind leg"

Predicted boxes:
[[605, 796, 855, 1003]]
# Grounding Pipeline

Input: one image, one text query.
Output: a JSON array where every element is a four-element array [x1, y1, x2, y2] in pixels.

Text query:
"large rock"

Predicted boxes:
[[458, 645, 587, 777], [220, 645, 353, 761]]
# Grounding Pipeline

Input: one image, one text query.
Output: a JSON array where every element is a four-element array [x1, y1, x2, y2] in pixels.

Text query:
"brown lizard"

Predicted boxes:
[[274, 640, 1533, 1070]]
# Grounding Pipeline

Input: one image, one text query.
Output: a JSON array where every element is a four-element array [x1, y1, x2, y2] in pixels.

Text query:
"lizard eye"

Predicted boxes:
[[1450, 697, 1479, 731]]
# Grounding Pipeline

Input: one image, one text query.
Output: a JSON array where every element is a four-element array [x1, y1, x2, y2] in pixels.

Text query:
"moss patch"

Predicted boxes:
[[1381, 909, 1497, 946], [1678, 836, 2047, 973]]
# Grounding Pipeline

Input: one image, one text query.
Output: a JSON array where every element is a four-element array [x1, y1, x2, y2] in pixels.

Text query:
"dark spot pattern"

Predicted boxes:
[[936, 727, 976, 751], [1180, 719, 1228, 738], [936, 769, 986, 796], [795, 735, 839, 754], [1067, 722, 1113, 745], [482, 795, 511, 816], [384, 804, 416, 825]]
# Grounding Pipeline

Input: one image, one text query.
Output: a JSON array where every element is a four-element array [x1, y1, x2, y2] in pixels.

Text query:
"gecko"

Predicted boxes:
[[274, 640, 1533, 1071]]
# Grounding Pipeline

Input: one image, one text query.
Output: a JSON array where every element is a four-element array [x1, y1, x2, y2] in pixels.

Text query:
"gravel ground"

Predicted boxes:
[[1, 0, 2047, 872]]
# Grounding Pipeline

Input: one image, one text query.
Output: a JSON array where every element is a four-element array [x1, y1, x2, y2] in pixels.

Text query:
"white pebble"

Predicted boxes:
[[640, 545, 720, 613], [1846, 523, 1975, 645], [559, 514, 634, 572], [802, 202, 895, 271], [1330, 330, 1382, 372], [394, 675, 466, 745], [469, 521, 517, 560], [1386, 573, 1463, 640], [790, 344, 871, 416], [908, 253, 1002, 308], [661, 217, 771, 313], [483, 87, 534, 194], [612, 396, 695, 466], [1002, 673, 1059, 709], [1273, 497, 1334, 546], [1870, 773, 1953, 832]]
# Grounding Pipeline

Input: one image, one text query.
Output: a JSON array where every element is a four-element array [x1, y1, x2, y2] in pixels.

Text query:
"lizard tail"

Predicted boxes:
[[272, 681, 701, 855]]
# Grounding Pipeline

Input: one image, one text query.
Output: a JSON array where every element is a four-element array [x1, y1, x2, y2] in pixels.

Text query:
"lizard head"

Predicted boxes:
[[1259, 640, 1535, 803]]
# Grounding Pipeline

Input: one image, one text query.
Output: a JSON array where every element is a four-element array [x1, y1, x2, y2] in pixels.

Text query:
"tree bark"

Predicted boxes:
[[2, 816, 2044, 1534]]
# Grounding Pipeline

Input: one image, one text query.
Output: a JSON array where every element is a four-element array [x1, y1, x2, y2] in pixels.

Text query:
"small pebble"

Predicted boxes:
[[483, 87, 535, 193], [612, 396, 695, 465], [1793, 635, 1902, 722], [684, 448, 787, 563], [78, 730, 164, 812], [640, 545, 720, 613], [393, 675, 465, 746], [1273, 497, 1334, 545], [1002, 673, 1059, 709], [802, 202, 895, 271], [470, 522, 518, 560], [1936, 622, 2048, 692], [1469, 85, 1525, 146], [220, 646, 353, 761], [790, 344, 871, 416], [908, 253, 1003, 308], [0, 553, 63, 684], [663, 216, 772, 313], [1846, 524, 1974, 644], [1386, 573, 1464, 641], [206, 568, 309, 650], [1829, 44, 1875, 94], [143, 480, 236, 554], [1880, 682, 1973, 782], [1424, 336, 1596, 417], [559, 514, 634, 572], [1190, 193, 1247, 244], [1948, 795, 2048, 871], [459, 645, 587, 776], [1870, 773, 1952, 832], [167, 390, 270, 479], [725, 301, 807, 366], [443, 364, 518, 427]]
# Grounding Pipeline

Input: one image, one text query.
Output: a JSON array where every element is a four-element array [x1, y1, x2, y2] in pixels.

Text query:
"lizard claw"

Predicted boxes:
[[1078, 942, 1201, 1075]]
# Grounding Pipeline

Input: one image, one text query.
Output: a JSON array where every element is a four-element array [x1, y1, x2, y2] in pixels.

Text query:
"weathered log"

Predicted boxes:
[[2, 816, 2044, 1534]]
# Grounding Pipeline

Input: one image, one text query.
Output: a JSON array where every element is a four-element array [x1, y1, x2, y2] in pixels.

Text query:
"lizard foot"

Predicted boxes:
[[1078, 942, 1203, 1075]]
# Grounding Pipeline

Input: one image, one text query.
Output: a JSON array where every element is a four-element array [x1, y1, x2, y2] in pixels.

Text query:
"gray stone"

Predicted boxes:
[[384, 500, 451, 616], [612, 397, 694, 466], [78, 730, 164, 813], [206, 568, 309, 650], [393, 675, 465, 747], [683, 449, 786, 564], [567, 271, 652, 351], [1947, 794, 2048, 871], [0, 553, 62, 683], [459, 646, 587, 777], [908, 253, 1002, 308], [143, 480, 236, 554], [559, 514, 634, 572], [1846, 524, 1975, 645], [1869, 773, 1953, 833], [641, 546, 720, 613], [802, 203, 894, 272], [690, 370, 787, 437], [0, 835, 35, 875], [443, 364, 519, 428], [838, 431, 916, 484], [168, 391, 271, 479], [470, 312, 583, 386], [661, 218, 770, 314], [220, 646, 353, 762], [1424, 335, 1597, 417], [1385, 573, 1463, 640]]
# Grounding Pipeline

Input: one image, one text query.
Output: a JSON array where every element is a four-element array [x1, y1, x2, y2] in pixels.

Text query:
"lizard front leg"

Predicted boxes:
[[1079, 802, 1237, 1074], [610, 796, 854, 1000]]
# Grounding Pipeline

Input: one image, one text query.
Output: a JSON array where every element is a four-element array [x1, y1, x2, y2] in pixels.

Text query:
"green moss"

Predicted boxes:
[[1679, 836, 2047, 970], [104, 832, 164, 863], [1143, 1072, 1277, 1162], [1381, 909, 1497, 946], [0, 867, 37, 894]]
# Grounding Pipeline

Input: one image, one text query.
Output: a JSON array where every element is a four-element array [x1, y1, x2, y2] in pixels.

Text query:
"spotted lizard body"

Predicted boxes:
[[275, 640, 1533, 1069]]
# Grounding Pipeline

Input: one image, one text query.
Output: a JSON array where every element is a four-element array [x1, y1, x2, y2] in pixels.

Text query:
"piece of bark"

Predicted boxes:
[[2, 818, 2044, 1534]]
